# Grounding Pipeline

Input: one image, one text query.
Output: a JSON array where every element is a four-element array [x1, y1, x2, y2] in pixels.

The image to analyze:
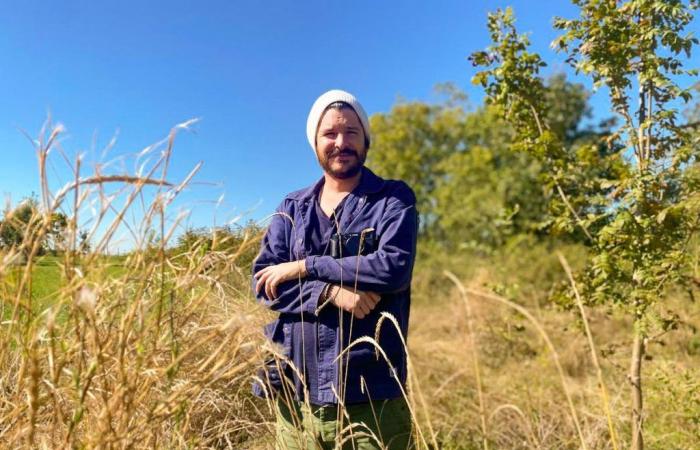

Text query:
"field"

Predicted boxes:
[[409, 244, 700, 449], [1, 229, 698, 449], [2, 0, 700, 447]]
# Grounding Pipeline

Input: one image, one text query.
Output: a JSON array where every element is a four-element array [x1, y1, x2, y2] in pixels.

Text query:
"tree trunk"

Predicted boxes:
[[629, 332, 644, 450]]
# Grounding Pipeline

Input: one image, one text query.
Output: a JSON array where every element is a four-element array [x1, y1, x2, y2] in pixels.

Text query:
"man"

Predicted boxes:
[[252, 89, 418, 450]]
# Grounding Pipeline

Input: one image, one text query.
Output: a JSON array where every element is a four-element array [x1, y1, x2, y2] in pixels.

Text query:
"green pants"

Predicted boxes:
[[275, 396, 413, 450]]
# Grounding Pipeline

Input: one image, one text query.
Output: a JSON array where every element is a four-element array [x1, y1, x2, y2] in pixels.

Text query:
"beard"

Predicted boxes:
[[318, 147, 366, 179]]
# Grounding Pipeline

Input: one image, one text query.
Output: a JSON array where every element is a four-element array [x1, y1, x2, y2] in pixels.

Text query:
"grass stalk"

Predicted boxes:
[[444, 270, 489, 450], [557, 252, 620, 450], [461, 286, 589, 450]]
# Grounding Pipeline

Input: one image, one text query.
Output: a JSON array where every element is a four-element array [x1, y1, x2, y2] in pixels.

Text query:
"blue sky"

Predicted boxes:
[[1, 1, 697, 249]]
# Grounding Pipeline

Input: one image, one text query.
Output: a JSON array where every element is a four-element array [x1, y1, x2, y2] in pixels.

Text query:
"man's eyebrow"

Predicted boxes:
[[319, 124, 360, 132]]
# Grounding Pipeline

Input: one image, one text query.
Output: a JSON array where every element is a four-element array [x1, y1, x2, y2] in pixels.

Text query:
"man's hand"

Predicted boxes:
[[328, 285, 380, 319], [254, 260, 307, 300]]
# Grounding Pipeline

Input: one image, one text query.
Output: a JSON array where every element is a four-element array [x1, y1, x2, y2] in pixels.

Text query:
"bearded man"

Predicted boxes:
[[253, 89, 418, 450]]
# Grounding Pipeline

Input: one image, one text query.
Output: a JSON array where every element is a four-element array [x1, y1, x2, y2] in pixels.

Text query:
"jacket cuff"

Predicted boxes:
[[305, 256, 319, 278], [304, 279, 326, 315]]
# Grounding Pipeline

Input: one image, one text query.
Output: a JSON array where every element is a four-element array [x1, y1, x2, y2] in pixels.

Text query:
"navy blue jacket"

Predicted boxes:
[[252, 167, 418, 405]]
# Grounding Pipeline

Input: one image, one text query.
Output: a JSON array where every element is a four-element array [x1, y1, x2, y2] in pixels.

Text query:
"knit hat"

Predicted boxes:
[[306, 89, 371, 152]]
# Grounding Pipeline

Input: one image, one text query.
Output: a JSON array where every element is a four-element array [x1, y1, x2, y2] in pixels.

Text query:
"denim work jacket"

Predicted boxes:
[[252, 167, 418, 405]]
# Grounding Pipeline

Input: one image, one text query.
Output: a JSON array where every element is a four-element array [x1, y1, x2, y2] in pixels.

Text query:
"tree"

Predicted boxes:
[[368, 97, 466, 238], [471, 3, 699, 448], [1, 201, 30, 248], [78, 230, 91, 254], [45, 212, 68, 255], [0, 196, 42, 257], [368, 75, 614, 249], [429, 104, 543, 249], [0, 196, 69, 257]]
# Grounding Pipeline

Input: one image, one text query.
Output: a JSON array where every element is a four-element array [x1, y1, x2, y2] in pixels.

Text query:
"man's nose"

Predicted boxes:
[[334, 133, 346, 149]]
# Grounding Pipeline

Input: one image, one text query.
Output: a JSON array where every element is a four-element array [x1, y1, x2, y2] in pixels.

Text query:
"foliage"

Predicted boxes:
[[471, 2, 699, 447], [368, 99, 465, 237], [0, 195, 69, 257], [369, 73, 621, 250], [471, 1, 699, 319]]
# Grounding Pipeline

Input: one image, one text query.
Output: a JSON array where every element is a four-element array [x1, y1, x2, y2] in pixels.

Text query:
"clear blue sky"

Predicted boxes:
[[1, 1, 697, 249]]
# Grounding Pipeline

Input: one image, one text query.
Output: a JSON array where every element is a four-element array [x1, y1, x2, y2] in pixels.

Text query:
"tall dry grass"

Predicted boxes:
[[409, 245, 700, 449], [0, 120, 272, 448], [2, 120, 698, 449]]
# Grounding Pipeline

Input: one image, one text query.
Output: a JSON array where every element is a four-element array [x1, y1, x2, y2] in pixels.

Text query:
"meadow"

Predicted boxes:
[[2, 2, 699, 446], [0, 134, 697, 448]]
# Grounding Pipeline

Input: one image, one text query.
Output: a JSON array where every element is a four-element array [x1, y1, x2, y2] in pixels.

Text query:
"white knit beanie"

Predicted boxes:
[[306, 89, 371, 152]]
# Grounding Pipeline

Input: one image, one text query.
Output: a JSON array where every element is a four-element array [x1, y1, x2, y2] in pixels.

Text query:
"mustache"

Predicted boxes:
[[328, 148, 359, 158]]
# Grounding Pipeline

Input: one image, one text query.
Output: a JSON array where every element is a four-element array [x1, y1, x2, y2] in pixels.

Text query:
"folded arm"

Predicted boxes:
[[305, 201, 418, 293], [252, 207, 324, 316]]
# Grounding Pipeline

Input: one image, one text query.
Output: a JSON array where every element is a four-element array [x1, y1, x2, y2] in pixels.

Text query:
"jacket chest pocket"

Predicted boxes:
[[290, 211, 307, 259], [291, 236, 306, 259]]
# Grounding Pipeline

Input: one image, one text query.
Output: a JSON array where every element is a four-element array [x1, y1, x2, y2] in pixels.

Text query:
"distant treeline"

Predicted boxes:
[[368, 75, 629, 252]]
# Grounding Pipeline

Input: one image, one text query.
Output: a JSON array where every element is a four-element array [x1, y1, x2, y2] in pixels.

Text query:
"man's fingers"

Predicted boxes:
[[255, 272, 269, 294], [358, 301, 370, 316], [265, 277, 275, 300], [254, 266, 270, 279], [255, 268, 286, 299], [270, 278, 279, 299], [359, 297, 375, 312], [360, 292, 380, 306]]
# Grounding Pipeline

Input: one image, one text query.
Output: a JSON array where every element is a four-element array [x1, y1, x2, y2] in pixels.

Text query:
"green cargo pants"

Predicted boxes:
[[275, 396, 413, 450]]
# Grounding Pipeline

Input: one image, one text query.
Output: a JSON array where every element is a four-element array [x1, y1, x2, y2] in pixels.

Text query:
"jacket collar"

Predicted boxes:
[[288, 166, 385, 202]]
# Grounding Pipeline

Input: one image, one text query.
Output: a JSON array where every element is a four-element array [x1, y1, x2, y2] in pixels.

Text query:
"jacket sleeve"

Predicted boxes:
[[304, 187, 418, 293], [252, 201, 326, 315]]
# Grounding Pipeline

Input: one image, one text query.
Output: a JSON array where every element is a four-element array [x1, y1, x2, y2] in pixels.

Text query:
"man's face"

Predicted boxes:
[[315, 106, 367, 179]]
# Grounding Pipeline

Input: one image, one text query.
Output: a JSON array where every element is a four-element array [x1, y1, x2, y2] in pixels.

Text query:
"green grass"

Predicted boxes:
[[1, 254, 128, 321], [31, 256, 64, 307]]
